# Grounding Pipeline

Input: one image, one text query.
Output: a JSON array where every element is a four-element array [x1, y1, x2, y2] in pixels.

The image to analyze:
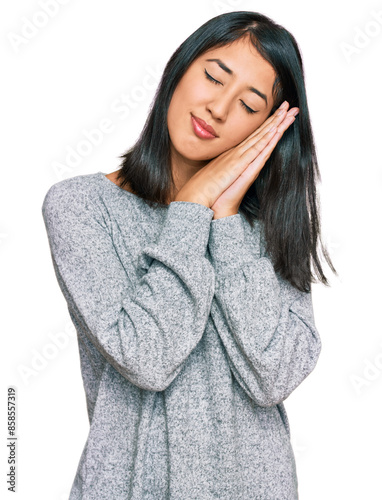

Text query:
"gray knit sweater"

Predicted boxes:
[[41, 171, 322, 500]]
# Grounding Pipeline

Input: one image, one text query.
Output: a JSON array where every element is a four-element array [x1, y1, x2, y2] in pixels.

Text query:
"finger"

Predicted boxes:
[[204, 108, 297, 195], [252, 106, 299, 139], [275, 114, 297, 136], [251, 105, 290, 137], [242, 107, 299, 157], [238, 111, 287, 154], [241, 116, 296, 182], [239, 105, 299, 154], [235, 102, 288, 150], [207, 128, 277, 193], [221, 137, 278, 202], [261, 115, 297, 155], [238, 134, 281, 187], [239, 125, 279, 165]]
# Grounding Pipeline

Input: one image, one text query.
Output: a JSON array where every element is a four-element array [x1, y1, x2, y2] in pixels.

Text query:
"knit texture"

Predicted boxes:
[[41, 171, 322, 499]]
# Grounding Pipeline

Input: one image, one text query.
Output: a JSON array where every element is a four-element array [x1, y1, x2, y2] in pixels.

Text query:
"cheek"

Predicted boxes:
[[175, 77, 209, 109], [167, 80, 210, 134], [224, 120, 263, 148]]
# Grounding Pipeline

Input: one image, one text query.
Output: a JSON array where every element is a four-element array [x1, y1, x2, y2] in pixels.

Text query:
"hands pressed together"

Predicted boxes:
[[174, 101, 299, 219]]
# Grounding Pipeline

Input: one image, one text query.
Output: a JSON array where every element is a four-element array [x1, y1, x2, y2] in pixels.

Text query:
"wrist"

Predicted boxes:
[[208, 214, 254, 273], [174, 195, 210, 209], [212, 212, 238, 220]]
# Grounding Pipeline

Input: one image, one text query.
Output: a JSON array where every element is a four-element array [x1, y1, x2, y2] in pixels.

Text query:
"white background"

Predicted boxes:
[[1, 0, 381, 498]]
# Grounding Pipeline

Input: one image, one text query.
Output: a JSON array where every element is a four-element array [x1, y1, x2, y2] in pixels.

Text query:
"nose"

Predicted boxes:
[[206, 91, 232, 122]]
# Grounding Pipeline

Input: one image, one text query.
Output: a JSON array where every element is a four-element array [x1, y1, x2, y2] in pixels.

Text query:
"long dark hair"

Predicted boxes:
[[116, 11, 337, 293]]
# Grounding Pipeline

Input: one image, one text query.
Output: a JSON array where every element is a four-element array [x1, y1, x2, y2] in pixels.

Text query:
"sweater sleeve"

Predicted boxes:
[[207, 214, 322, 408], [42, 183, 215, 392]]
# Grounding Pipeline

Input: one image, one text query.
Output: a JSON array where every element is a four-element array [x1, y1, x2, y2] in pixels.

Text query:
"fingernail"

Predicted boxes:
[[280, 101, 288, 109], [289, 108, 299, 117]]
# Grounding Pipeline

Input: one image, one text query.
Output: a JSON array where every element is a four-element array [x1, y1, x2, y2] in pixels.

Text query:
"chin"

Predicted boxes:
[[172, 142, 211, 161], [170, 135, 228, 164], [187, 152, 218, 163]]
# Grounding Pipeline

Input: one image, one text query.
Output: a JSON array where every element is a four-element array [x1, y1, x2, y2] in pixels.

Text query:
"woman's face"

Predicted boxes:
[[167, 35, 277, 170]]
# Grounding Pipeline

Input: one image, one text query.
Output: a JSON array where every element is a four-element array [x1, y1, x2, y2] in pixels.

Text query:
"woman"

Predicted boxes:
[[42, 11, 336, 500]]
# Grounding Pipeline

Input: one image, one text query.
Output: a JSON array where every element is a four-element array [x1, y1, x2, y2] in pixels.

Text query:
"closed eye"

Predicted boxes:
[[204, 68, 258, 115], [204, 68, 221, 85], [239, 100, 257, 115]]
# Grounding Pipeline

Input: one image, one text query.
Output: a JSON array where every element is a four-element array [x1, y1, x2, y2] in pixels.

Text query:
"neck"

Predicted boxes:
[[170, 145, 209, 201]]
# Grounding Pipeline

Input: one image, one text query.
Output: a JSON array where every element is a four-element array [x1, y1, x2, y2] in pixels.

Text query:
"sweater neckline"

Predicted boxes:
[[97, 171, 171, 213], [97, 171, 142, 201]]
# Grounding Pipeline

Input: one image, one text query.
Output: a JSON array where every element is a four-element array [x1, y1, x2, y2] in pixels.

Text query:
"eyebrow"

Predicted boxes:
[[206, 58, 268, 106]]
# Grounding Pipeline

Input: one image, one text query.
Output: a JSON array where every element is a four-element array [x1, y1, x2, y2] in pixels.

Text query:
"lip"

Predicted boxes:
[[191, 114, 218, 139]]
